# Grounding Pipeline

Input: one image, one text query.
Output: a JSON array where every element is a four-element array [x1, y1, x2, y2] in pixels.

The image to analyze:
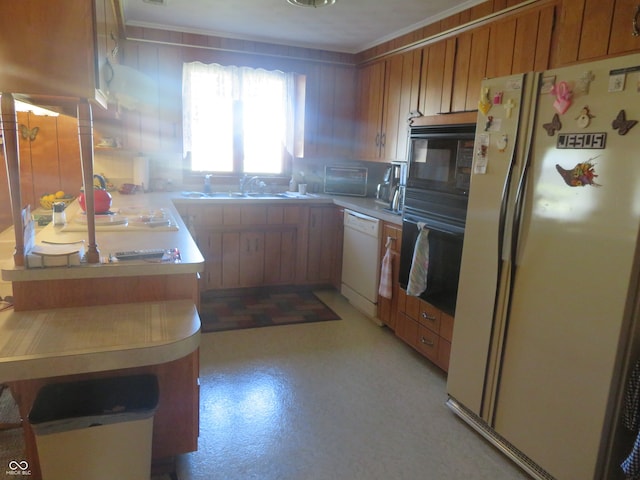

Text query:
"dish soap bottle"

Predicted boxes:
[[289, 175, 297, 193]]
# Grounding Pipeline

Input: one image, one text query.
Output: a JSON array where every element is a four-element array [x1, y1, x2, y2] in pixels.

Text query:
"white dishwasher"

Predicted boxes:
[[341, 209, 382, 319]]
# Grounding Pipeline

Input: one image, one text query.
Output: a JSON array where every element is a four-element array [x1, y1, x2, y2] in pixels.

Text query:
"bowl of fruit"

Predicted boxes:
[[40, 191, 75, 210]]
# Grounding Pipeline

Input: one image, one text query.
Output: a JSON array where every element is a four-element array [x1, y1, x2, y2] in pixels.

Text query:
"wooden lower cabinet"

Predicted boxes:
[[179, 203, 300, 290], [396, 288, 454, 372], [306, 205, 342, 285], [177, 202, 343, 291], [8, 350, 199, 480]]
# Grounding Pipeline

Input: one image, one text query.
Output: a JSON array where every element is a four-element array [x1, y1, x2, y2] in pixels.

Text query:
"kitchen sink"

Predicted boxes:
[[181, 191, 289, 199], [180, 191, 314, 199]]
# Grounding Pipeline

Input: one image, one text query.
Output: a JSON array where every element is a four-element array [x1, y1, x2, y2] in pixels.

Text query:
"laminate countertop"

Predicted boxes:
[[1, 191, 400, 284], [172, 191, 404, 225], [0, 190, 396, 381], [1, 192, 205, 283], [0, 299, 200, 382], [0, 193, 204, 381]]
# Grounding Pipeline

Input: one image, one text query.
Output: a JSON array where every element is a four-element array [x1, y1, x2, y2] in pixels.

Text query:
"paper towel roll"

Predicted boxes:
[[133, 156, 149, 192]]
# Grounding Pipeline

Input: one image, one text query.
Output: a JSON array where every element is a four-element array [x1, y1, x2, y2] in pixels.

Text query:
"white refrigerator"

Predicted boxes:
[[446, 52, 640, 480]]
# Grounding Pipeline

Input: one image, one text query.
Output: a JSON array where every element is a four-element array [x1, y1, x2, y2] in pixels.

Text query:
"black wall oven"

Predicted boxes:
[[399, 123, 475, 316]]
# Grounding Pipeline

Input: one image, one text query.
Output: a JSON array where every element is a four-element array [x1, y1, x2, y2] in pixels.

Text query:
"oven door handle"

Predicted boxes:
[[403, 214, 464, 238]]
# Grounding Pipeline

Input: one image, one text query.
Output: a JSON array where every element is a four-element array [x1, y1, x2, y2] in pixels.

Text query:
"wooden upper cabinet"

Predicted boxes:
[[609, 0, 640, 55], [355, 51, 421, 162], [304, 64, 356, 159], [418, 3, 554, 116], [579, 0, 640, 59], [354, 61, 386, 160], [0, 0, 116, 107], [552, 0, 640, 67], [419, 39, 457, 116], [382, 51, 421, 162]]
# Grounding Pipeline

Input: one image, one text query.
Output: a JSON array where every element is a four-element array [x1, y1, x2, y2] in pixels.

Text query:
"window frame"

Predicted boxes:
[[181, 62, 305, 186]]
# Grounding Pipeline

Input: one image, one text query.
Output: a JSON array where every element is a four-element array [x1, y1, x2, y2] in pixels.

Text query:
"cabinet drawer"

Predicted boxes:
[[396, 313, 418, 349], [417, 302, 441, 332], [406, 296, 441, 333], [416, 325, 439, 363]]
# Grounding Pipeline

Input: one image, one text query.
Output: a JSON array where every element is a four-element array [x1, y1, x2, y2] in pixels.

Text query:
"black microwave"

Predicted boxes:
[[406, 124, 475, 196]]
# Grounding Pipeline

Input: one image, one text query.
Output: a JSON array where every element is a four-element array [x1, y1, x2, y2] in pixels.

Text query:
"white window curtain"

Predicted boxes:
[[182, 62, 299, 173]]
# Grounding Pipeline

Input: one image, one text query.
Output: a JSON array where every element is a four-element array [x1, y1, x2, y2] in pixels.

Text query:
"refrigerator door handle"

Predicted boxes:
[[510, 160, 530, 270], [509, 72, 541, 277]]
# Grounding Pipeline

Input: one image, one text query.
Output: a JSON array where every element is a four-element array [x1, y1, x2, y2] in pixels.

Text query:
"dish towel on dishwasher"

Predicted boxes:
[[407, 223, 429, 296], [378, 238, 393, 299]]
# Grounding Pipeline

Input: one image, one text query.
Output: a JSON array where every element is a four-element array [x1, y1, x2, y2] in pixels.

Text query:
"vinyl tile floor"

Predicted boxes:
[[175, 290, 531, 480]]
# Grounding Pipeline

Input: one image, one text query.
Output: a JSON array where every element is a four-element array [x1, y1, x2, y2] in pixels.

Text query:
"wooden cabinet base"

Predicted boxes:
[[11, 274, 199, 311], [7, 350, 199, 480], [396, 289, 454, 372]]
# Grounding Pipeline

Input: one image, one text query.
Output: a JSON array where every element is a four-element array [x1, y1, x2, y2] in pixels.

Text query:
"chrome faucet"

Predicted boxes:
[[240, 175, 261, 194], [204, 174, 212, 193]]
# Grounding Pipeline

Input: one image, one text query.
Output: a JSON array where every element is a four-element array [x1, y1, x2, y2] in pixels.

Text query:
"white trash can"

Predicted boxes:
[[29, 374, 159, 480]]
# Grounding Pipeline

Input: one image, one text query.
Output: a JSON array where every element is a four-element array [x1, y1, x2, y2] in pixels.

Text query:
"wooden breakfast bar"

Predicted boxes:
[[0, 193, 205, 479]]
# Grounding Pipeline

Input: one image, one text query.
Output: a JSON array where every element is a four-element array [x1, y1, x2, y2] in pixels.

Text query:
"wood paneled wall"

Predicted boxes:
[[115, 27, 358, 161]]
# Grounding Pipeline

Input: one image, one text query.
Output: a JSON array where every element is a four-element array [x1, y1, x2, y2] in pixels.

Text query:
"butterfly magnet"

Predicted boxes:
[[612, 110, 637, 135], [543, 114, 562, 136], [19, 124, 39, 142]]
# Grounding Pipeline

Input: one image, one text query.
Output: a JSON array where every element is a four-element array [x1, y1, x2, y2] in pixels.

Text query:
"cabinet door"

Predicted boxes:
[[419, 39, 456, 116], [193, 228, 222, 291], [465, 27, 490, 112], [222, 232, 241, 288], [0, 0, 105, 104], [578, 1, 613, 60], [264, 230, 297, 285], [239, 232, 264, 287], [609, 0, 640, 55], [380, 55, 404, 162], [451, 31, 473, 113], [354, 61, 385, 160], [486, 17, 517, 79], [95, 0, 119, 93], [304, 64, 357, 159], [306, 206, 338, 283], [381, 51, 421, 162]]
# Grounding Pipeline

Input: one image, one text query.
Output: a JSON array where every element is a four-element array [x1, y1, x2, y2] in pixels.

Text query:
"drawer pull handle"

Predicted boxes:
[[420, 336, 434, 346], [634, 5, 640, 37], [421, 312, 436, 321]]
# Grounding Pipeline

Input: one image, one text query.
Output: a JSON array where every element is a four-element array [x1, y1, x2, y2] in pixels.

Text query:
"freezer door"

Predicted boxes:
[[492, 53, 640, 479], [447, 72, 535, 416]]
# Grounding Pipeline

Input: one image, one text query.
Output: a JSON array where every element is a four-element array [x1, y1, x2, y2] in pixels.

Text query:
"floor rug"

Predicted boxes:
[[199, 288, 341, 333]]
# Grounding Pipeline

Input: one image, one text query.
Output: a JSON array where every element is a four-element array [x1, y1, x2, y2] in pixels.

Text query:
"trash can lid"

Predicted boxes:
[[29, 374, 159, 425]]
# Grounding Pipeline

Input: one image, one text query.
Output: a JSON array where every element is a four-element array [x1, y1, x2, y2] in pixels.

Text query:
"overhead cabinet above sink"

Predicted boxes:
[[0, 0, 119, 108]]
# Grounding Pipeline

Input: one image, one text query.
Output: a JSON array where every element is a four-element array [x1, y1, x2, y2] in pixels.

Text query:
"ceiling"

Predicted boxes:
[[120, 0, 486, 54]]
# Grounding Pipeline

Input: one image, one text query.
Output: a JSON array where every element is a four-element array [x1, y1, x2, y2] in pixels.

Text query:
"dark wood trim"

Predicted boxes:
[[410, 111, 478, 127]]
